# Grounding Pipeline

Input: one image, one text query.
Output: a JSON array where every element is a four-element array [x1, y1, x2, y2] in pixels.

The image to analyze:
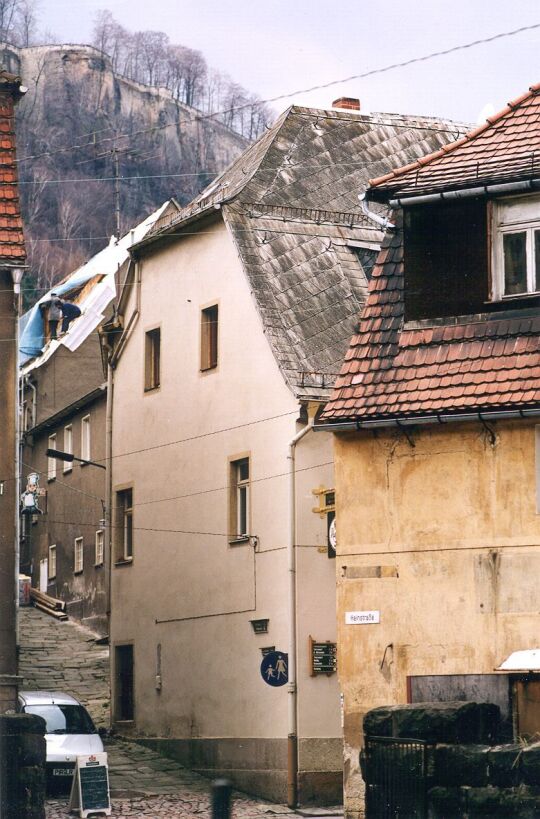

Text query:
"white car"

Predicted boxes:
[[18, 690, 104, 788]]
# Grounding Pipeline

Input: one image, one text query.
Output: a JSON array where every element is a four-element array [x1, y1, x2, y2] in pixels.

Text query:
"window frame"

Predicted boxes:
[[95, 529, 104, 567], [81, 415, 91, 463], [74, 536, 83, 574], [493, 196, 540, 300], [228, 454, 250, 543], [144, 326, 161, 392], [63, 424, 73, 473], [200, 303, 219, 372], [48, 544, 57, 580], [115, 487, 134, 563], [47, 433, 57, 481]]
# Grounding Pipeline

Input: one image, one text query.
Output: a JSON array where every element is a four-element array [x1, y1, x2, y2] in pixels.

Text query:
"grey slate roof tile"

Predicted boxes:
[[143, 105, 467, 398]]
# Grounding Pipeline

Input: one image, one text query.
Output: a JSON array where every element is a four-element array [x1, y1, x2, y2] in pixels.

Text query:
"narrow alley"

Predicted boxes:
[[19, 607, 340, 818]]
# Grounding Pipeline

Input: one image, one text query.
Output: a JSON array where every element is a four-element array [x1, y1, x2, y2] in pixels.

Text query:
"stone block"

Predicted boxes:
[[428, 786, 463, 819], [520, 742, 540, 786], [393, 702, 495, 744], [487, 743, 523, 787], [433, 744, 490, 787], [363, 707, 392, 737], [465, 785, 540, 818], [364, 702, 500, 743], [0, 714, 46, 819]]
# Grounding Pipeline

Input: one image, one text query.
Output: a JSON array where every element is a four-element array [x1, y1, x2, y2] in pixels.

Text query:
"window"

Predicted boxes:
[[201, 304, 218, 371], [74, 537, 83, 573], [63, 425, 73, 473], [95, 530, 104, 566], [115, 488, 133, 561], [144, 327, 161, 391], [230, 457, 250, 541], [47, 434, 56, 480], [81, 415, 91, 462], [494, 197, 540, 298], [48, 544, 56, 579]]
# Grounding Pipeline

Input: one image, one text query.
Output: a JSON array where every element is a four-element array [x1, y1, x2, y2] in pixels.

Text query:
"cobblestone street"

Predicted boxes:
[[19, 607, 342, 818]]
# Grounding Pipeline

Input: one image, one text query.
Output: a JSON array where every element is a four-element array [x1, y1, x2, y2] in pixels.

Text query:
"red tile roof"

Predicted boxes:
[[0, 72, 26, 265], [368, 82, 540, 201], [322, 212, 540, 422]]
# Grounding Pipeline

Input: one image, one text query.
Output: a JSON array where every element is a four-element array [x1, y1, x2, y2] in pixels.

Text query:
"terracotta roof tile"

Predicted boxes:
[[322, 209, 540, 422], [368, 84, 540, 200]]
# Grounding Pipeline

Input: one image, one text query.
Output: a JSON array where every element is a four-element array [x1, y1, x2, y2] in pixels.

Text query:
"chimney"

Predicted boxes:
[[332, 97, 360, 111]]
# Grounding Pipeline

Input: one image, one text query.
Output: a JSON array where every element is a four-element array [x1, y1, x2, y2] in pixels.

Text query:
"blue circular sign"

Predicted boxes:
[[260, 651, 288, 687]]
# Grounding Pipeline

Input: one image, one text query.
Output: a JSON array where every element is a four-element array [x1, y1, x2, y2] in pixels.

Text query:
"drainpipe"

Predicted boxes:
[[12, 270, 23, 655], [358, 192, 395, 230], [105, 357, 114, 729], [287, 405, 316, 808]]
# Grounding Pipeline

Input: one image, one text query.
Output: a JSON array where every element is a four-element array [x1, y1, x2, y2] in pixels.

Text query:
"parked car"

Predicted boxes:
[[18, 690, 104, 788]]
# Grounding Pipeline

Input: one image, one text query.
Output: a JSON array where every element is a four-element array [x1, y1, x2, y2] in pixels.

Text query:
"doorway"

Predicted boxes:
[[115, 644, 134, 722]]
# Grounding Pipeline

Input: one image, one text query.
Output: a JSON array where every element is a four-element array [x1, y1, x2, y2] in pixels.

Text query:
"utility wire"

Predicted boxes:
[[13, 22, 539, 166]]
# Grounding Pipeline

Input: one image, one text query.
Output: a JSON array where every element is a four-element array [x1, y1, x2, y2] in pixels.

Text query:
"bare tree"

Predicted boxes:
[[0, 0, 20, 42], [15, 0, 39, 46]]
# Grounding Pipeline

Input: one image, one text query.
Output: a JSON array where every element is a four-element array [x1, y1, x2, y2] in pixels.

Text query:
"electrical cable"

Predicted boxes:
[[13, 21, 539, 166]]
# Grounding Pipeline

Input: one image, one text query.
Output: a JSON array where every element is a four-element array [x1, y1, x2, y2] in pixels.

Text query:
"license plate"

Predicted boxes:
[[53, 768, 74, 776]]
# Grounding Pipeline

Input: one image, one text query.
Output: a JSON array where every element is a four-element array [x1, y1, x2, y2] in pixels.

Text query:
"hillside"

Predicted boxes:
[[1, 43, 249, 304]]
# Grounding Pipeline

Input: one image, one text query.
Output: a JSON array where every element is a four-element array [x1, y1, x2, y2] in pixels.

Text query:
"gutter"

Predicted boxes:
[[358, 192, 394, 229], [286, 408, 316, 809], [315, 407, 540, 433], [387, 178, 539, 208]]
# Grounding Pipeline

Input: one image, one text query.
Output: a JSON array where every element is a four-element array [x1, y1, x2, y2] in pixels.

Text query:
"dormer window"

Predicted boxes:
[[493, 196, 540, 299]]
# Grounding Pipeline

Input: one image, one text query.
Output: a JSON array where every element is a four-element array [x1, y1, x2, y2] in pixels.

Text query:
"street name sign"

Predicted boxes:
[[68, 752, 111, 817], [345, 610, 380, 625]]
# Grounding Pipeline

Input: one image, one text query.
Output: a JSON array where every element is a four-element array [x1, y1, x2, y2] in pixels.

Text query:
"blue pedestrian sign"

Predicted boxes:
[[260, 651, 288, 687]]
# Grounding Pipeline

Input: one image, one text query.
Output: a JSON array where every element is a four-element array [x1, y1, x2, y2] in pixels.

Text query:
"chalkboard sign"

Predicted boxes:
[[309, 636, 337, 676], [68, 753, 111, 818]]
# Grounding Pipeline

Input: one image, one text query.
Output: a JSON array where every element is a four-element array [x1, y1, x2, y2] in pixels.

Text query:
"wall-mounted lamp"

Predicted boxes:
[[250, 618, 269, 634]]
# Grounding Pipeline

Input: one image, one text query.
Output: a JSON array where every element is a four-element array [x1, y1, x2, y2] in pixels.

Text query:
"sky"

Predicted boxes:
[[36, 0, 540, 126]]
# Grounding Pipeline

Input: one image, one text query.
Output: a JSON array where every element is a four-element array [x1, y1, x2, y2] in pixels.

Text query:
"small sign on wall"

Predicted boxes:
[[345, 610, 380, 625], [309, 636, 337, 676]]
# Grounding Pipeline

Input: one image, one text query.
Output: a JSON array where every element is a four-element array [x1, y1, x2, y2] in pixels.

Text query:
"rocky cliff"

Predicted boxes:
[[1, 43, 249, 302]]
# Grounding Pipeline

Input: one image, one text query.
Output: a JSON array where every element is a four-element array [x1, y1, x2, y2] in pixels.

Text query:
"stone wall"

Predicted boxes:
[[0, 713, 46, 819], [362, 702, 540, 819]]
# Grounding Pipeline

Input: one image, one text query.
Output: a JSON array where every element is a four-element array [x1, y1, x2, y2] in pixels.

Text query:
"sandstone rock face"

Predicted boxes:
[[0, 43, 248, 297]]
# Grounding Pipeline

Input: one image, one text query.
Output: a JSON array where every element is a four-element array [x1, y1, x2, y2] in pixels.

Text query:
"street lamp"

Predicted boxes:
[[45, 448, 106, 470]]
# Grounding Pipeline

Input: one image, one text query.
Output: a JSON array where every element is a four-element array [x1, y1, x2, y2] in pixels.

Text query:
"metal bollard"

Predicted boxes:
[[211, 778, 232, 819]]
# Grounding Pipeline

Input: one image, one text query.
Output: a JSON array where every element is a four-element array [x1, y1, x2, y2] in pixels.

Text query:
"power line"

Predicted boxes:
[[14, 22, 539, 166]]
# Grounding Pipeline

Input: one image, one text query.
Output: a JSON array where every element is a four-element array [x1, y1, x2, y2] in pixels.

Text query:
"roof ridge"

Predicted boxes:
[[368, 82, 540, 190]]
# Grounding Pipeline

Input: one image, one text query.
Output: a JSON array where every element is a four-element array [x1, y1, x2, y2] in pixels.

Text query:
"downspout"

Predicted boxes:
[[358, 192, 395, 230], [105, 355, 114, 728], [287, 405, 316, 808]]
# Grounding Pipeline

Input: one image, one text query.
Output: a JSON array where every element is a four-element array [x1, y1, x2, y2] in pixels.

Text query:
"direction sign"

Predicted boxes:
[[260, 651, 288, 687]]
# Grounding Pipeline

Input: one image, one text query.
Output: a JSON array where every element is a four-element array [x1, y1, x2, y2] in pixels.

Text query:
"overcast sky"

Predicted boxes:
[[37, 0, 540, 126]]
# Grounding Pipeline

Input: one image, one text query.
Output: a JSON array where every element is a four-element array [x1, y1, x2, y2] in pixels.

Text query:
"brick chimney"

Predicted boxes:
[[332, 97, 360, 111]]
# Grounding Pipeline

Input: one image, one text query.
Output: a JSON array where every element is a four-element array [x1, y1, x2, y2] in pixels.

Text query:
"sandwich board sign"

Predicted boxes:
[[68, 752, 111, 817]]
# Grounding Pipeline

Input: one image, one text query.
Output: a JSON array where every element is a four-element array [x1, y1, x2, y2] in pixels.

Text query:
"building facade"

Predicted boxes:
[[322, 82, 540, 818], [0, 71, 26, 712], [20, 206, 170, 635], [103, 102, 465, 804]]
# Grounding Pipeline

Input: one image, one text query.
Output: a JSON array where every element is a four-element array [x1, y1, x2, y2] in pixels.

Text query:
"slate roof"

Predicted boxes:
[[368, 82, 540, 201], [323, 86, 540, 422], [137, 105, 467, 400], [0, 71, 26, 264]]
